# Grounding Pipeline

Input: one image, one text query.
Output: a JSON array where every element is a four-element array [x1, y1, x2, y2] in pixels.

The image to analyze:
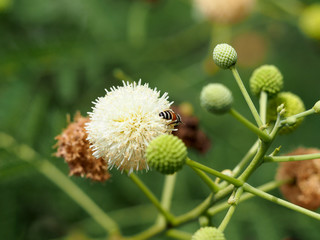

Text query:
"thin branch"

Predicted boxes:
[[243, 183, 320, 221], [264, 153, 320, 162], [127, 172, 176, 224], [230, 66, 263, 128], [229, 108, 271, 142]]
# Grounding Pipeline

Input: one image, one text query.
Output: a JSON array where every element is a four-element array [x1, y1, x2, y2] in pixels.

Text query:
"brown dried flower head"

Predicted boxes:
[[276, 147, 320, 210], [55, 113, 110, 182], [172, 104, 211, 154]]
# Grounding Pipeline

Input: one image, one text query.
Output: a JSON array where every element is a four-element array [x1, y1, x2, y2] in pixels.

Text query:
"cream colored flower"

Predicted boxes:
[[86, 80, 172, 174], [194, 0, 255, 24]]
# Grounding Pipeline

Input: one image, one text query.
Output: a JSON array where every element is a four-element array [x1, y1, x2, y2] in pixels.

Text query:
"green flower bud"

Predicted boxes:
[[200, 83, 233, 114], [313, 100, 320, 113], [146, 134, 187, 174], [213, 43, 237, 69], [267, 92, 305, 134], [192, 227, 226, 240], [249, 65, 283, 97], [277, 103, 285, 115], [299, 4, 320, 40]]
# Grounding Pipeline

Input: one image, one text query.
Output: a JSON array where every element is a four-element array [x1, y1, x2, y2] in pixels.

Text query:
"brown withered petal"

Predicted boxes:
[[276, 148, 320, 210], [55, 112, 110, 182], [172, 106, 211, 154]]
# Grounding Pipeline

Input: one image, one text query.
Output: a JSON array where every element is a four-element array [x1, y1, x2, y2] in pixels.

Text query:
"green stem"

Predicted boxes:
[[156, 174, 177, 224], [269, 146, 282, 157], [238, 141, 270, 181], [243, 183, 320, 221], [128, 172, 176, 224], [174, 194, 213, 226], [230, 66, 263, 128], [270, 113, 281, 139], [177, 164, 287, 226], [280, 108, 316, 125], [186, 158, 243, 187], [37, 159, 121, 236], [166, 229, 193, 240], [218, 140, 259, 189], [173, 177, 237, 227], [218, 187, 243, 232], [212, 185, 234, 202], [259, 91, 268, 125], [208, 179, 288, 216], [229, 108, 271, 142], [0, 132, 120, 236], [161, 174, 177, 210], [264, 153, 320, 162], [189, 165, 220, 193], [124, 224, 164, 240], [232, 140, 259, 178]]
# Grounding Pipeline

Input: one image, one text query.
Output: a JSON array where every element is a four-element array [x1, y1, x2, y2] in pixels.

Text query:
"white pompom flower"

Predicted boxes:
[[86, 80, 173, 174]]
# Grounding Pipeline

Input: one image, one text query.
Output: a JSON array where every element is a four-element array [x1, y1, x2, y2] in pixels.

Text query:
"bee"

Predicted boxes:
[[159, 109, 182, 127]]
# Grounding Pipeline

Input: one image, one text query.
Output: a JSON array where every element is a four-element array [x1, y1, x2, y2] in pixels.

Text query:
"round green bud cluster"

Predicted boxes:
[[313, 100, 320, 113], [299, 4, 320, 40], [200, 83, 233, 114], [146, 134, 187, 174], [213, 43, 237, 69], [249, 65, 283, 97], [192, 227, 226, 240], [267, 92, 305, 134]]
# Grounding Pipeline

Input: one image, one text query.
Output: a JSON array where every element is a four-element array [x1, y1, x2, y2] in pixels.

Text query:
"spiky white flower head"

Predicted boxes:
[[86, 80, 173, 174]]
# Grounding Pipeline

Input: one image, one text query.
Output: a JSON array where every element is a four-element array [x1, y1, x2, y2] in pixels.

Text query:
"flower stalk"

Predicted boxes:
[[230, 66, 264, 128], [189, 165, 220, 193], [280, 108, 316, 125], [238, 141, 270, 181], [231, 140, 259, 178], [156, 174, 177, 225], [165, 229, 193, 240], [0, 132, 120, 237], [208, 179, 289, 216], [186, 158, 244, 187], [127, 172, 176, 224], [264, 153, 320, 162], [243, 183, 320, 221], [229, 108, 271, 142], [218, 187, 243, 232], [259, 90, 268, 125]]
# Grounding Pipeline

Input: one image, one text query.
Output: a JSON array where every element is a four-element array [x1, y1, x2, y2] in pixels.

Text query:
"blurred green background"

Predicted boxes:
[[1, 0, 320, 239]]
